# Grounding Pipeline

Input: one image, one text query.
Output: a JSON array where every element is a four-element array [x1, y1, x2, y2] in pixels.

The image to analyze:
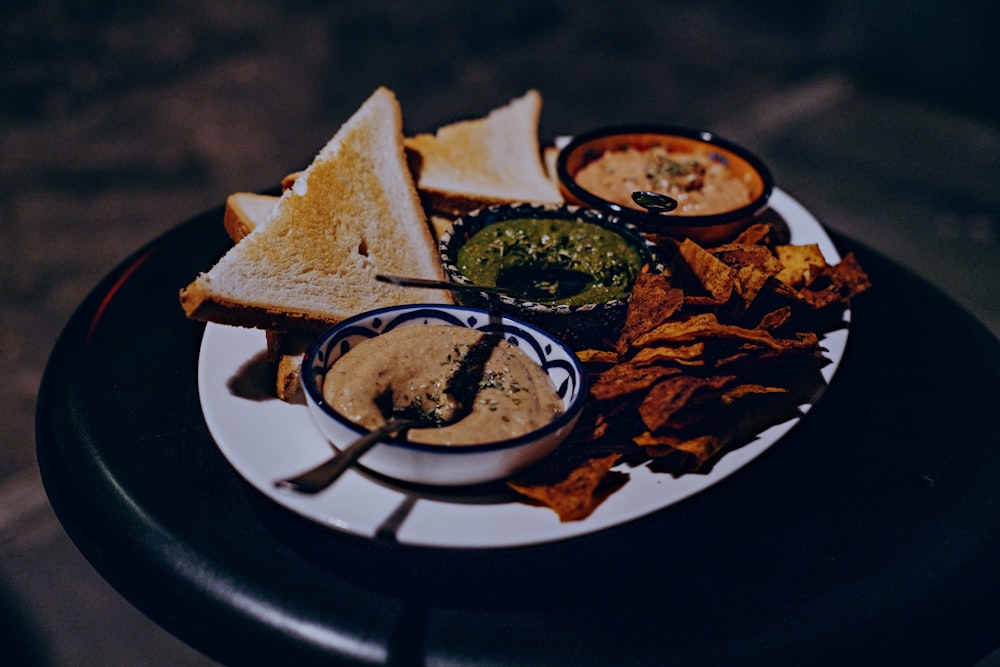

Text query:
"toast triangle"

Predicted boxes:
[[179, 87, 451, 333], [404, 89, 562, 216]]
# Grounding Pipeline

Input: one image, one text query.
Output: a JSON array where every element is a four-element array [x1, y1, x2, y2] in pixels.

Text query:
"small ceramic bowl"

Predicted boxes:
[[301, 304, 587, 487], [556, 124, 774, 246], [439, 202, 659, 350]]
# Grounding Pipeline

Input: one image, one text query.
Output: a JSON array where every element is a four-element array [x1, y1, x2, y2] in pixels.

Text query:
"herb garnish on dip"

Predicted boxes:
[[455, 217, 644, 306], [322, 324, 563, 446], [574, 144, 753, 217]]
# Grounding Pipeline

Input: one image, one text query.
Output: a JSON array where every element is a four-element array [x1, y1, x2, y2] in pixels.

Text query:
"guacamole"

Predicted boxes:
[[455, 216, 645, 306]]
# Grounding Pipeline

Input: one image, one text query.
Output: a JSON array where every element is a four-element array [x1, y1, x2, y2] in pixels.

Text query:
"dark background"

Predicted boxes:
[[2, 1, 998, 664]]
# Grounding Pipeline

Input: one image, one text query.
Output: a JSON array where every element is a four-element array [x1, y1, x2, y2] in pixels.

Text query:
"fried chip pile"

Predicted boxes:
[[507, 223, 871, 521]]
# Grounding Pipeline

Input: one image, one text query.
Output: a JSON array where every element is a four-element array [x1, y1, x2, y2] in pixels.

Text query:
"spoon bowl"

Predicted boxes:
[[493, 265, 592, 301], [631, 190, 678, 214]]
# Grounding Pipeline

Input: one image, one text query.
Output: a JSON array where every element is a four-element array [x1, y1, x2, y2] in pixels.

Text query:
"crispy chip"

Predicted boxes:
[[828, 252, 871, 295], [617, 273, 684, 355], [575, 348, 618, 364], [507, 454, 622, 522], [793, 252, 872, 308], [676, 239, 735, 303], [713, 331, 824, 368], [720, 383, 787, 404], [731, 223, 779, 246], [590, 361, 681, 401], [638, 374, 735, 432], [507, 230, 869, 521], [712, 244, 783, 275], [755, 306, 792, 331], [630, 312, 794, 352], [775, 243, 827, 287], [711, 244, 783, 307], [633, 432, 725, 470], [630, 342, 705, 367]]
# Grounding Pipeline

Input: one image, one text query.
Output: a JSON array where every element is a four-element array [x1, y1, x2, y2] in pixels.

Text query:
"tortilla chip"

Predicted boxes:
[[731, 223, 778, 246], [506, 226, 869, 517], [775, 243, 827, 287], [794, 252, 873, 308], [508, 454, 623, 522], [630, 342, 705, 367], [590, 361, 682, 401], [755, 306, 792, 331], [633, 432, 725, 470], [720, 383, 787, 404], [575, 348, 618, 365], [630, 312, 794, 352], [638, 374, 736, 432], [710, 244, 783, 308], [617, 273, 685, 355], [676, 238, 735, 303]]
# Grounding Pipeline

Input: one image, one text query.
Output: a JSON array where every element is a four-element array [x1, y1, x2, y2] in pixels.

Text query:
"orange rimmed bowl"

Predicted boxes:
[[556, 124, 774, 246]]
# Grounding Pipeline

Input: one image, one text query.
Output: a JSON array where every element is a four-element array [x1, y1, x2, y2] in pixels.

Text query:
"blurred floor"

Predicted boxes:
[[2, 1, 998, 665]]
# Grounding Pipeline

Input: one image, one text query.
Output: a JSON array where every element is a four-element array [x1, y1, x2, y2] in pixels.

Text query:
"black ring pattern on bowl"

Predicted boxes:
[[438, 201, 662, 349], [301, 304, 588, 455]]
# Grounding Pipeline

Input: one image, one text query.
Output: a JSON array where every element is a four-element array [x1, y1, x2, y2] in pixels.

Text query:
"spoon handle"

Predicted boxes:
[[376, 273, 511, 296], [275, 418, 421, 494]]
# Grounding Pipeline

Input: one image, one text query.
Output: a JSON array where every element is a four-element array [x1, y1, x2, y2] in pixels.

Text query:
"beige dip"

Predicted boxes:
[[575, 145, 752, 216], [322, 324, 563, 445]]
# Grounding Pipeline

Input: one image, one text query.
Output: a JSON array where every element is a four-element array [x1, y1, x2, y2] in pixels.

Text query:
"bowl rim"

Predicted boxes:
[[555, 123, 775, 229], [300, 303, 588, 455], [439, 201, 660, 313]]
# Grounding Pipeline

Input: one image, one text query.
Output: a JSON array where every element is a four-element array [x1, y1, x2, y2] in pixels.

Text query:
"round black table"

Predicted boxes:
[[37, 202, 1000, 666]]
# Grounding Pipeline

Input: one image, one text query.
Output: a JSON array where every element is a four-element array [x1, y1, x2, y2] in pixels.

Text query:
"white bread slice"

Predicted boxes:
[[223, 189, 457, 243], [220, 187, 450, 401], [404, 89, 563, 216], [180, 87, 452, 334], [263, 329, 314, 401], [222, 192, 279, 242]]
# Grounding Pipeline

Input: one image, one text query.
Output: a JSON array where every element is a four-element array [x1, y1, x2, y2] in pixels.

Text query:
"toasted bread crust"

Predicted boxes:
[[179, 87, 451, 331], [179, 285, 338, 334], [222, 192, 279, 242], [404, 89, 562, 216]]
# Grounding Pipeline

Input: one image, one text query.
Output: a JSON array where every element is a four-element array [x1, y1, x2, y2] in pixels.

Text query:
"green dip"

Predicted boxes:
[[455, 216, 645, 306]]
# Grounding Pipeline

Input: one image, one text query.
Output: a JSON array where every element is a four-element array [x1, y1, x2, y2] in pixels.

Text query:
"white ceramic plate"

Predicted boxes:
[[198, 188, 849, 549]]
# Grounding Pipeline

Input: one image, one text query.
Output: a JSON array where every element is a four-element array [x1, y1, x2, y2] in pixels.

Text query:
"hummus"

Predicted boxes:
[[322, 324, 563, 445], [575, 144, 752, 216]]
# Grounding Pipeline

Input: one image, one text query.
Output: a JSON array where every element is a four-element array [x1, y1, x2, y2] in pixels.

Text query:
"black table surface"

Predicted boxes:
[[36, 201, 1000, 666]]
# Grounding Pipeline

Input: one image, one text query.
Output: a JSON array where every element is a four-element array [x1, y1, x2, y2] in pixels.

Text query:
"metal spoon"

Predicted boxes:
[[275, 332, 501, 494], [274, 416, 425, 494], [377, 268, 591, 302], [632, 190, 679, 214], [493, 265, 593, 301]]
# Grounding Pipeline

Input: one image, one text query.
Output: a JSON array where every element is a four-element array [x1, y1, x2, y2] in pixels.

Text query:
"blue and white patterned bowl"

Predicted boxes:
[[301, 304, 587, 486]]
